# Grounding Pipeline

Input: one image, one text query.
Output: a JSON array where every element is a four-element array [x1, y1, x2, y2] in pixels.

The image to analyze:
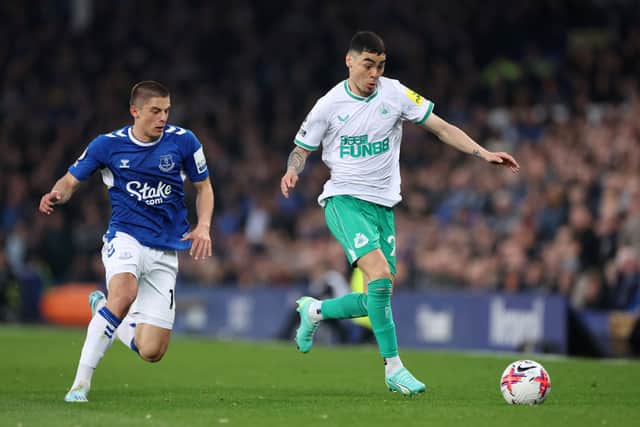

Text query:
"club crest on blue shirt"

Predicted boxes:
[[158, 154, 175, 172]]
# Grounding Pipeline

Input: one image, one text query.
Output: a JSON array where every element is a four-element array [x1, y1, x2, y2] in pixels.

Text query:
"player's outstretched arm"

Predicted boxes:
[[38, 172, 81, 215], [420, 113, 520, 172], [280, 145, 311, 198], [182, 179, 214, 260]]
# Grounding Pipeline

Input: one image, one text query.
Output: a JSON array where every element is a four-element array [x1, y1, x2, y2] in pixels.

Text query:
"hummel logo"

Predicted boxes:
[[338, 114, 350, 122], [380, 103, 389, 115], [119, 159, 130, 168]]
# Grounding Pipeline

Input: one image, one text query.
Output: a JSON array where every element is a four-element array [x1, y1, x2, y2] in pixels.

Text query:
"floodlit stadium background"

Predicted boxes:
[[1, 0, 639, 357]]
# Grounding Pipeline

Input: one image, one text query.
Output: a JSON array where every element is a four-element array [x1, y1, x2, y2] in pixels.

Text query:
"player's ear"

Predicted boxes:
[[129, 104, 138, 119], [345, 52, 352, 69]]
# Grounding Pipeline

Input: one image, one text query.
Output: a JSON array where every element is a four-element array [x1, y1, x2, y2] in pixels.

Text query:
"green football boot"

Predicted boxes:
[[385, 368, 426, 396], [295, 297, 320, 353], [89, 290, 106, 316]]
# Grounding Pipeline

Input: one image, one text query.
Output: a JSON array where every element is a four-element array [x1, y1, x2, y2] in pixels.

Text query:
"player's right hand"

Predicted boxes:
[[39, 191, 61, 215], [280, 170, 299, 198]]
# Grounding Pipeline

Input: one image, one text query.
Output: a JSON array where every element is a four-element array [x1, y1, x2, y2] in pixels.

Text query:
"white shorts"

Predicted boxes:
[[102, 232, 179, 329]]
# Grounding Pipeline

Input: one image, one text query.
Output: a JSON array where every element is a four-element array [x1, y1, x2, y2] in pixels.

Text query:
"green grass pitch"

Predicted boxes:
[[1, 326, 638, 427]]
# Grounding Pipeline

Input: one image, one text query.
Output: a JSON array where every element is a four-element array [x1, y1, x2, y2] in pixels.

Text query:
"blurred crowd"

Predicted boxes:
[[1, 0, 640, 320]]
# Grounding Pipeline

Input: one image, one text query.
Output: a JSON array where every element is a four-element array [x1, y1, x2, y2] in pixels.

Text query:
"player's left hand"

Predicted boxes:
[[39, 190, 61, 215], [484, 152, 520, 172], [182, 223, 212, 260], [280, 170, 299, 198]]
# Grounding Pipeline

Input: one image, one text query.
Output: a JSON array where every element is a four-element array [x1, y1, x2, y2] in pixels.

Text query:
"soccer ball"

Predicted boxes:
[[500, 359, 551, 405]]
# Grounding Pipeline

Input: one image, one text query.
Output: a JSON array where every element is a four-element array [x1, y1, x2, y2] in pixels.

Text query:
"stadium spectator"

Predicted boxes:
[[608, 246, 640, 310]]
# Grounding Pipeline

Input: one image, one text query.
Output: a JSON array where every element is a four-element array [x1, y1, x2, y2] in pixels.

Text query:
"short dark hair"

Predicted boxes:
[[130, 80, 170, 106], [349, 31, 385, 55]]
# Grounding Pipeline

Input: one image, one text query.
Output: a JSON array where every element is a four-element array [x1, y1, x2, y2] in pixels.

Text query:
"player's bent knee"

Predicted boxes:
[[135, 324, 171, 362], [139, 347, 166, 363], [357, 252, 393, 282], [141, 354, 164, 363], [137, 339, 168, 362]]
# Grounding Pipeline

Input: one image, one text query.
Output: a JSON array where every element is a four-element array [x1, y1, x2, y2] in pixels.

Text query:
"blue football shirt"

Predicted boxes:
[[69, 125, 210, 250]]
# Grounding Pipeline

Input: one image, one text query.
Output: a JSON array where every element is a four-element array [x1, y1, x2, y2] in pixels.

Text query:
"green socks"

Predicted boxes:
[[318, 278, 398, 358], [321, 293, 368, 319], [367, 278, 398, 358]]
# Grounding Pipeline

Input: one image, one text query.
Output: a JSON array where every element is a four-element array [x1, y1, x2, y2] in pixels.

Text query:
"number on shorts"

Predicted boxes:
[[387, 235, 396, 257], [169, 289, 174, 310]]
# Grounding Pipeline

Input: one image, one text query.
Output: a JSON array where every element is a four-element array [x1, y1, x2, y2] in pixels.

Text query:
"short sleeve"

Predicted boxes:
[[68, 136, 107, 181], [294, 100, 328, 151], [182, 130, 210, 182], [393, 80, 434, 125]]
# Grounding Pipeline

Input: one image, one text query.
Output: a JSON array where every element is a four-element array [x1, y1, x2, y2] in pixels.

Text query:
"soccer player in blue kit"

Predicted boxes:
[[38, 81, 214, 402]]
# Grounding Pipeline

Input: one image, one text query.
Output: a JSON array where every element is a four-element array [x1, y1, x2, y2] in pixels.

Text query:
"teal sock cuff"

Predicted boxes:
[[321, 293, 368, 319], [368, 278, 393, 293]]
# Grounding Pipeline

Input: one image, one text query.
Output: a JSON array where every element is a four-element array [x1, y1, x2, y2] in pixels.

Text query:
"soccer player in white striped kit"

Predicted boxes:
[[281, 31, 519, 395]]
